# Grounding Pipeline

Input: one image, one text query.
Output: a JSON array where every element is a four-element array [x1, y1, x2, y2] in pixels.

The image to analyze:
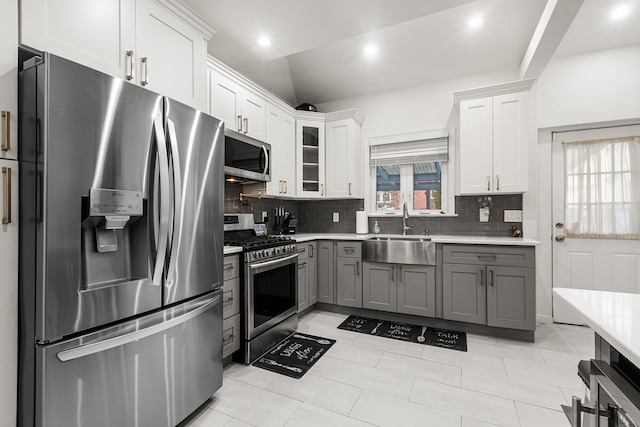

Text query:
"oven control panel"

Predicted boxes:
[[246, 244, 298, 262]]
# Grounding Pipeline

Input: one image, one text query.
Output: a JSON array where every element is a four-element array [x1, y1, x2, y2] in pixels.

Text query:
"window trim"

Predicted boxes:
[[365, 128, 456, 216]]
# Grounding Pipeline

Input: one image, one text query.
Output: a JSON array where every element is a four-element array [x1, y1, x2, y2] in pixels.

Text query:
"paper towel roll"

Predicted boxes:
[[356, 211, 368, 234]]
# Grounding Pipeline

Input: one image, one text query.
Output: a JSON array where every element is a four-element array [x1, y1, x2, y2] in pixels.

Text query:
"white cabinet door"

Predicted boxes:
[[240, 94, 266, 142], [325, 118, 362, 198], [0, 159, 18, 427], [209, 71, 242, 132], [262, 103, 296, 196], [492, 92, 529, 193], [459, 97, 493, 194], [1, 0, 18, 161], [296, 119, 325, 198], [136, 0, 207, 110], [459, 92, 529, 195], [20, 0, 135, 81], [208, 70, 266, 141]]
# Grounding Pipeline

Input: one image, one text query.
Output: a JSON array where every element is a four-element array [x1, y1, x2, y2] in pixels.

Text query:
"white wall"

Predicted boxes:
[[532, 44, 640, 322], [318, 68, 520, 138], [319, 44, 640, 324]]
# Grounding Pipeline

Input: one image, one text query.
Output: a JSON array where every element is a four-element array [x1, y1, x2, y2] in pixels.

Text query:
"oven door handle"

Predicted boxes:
[[249, 253, 298, 270]]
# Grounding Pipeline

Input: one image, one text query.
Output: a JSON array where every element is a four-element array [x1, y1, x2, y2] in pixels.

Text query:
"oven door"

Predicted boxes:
[[246, 253, 298, 340], [591, 360, 640, 427]]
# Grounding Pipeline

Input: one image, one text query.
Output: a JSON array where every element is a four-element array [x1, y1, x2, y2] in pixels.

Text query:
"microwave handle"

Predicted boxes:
[[261, 144, 269, 175]]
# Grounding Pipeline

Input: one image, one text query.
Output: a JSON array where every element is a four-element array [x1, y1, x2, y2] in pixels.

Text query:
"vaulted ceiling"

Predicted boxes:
[[182, 0, 640, 106]]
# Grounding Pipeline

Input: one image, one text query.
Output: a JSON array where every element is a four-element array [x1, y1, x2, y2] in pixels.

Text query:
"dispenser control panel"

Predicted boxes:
[[89, 189, 143, 216]]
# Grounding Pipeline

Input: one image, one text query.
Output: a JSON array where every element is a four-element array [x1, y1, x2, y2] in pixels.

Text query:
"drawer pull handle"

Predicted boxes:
[[477, 254, 496, 259], [343, 247, 355, 254], [298, 261, 307, 267], [223, 334, 235, 344], [223, 296, 234, 307]]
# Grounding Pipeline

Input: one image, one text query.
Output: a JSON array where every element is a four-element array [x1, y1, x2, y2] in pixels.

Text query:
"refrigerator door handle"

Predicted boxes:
[[56, 294, 221, 362], [152, 116, 171, 286], [165, 119, 182, 289]]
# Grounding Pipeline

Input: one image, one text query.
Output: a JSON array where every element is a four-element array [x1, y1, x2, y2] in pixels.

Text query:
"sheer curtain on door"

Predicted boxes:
[[563, 136, 640, 239]]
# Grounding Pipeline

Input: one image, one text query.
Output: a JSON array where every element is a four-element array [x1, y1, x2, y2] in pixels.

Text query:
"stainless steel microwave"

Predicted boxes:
[[224, 129, 271, 182]]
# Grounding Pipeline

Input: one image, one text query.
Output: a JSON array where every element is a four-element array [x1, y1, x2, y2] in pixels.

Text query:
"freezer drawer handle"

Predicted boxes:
[[56, 295, 220, 362]]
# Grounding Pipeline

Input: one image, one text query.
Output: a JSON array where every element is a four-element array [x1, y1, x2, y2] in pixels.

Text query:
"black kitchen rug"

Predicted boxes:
[[252, 333, 336, 379], [337, 315, 467, 352]]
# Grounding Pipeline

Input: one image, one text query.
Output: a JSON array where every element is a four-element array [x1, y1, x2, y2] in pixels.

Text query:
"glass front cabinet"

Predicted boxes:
[[296, 118, 325, 198]]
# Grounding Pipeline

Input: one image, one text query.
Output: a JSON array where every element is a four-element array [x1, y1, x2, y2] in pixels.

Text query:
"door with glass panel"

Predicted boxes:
[[552, 125, 640, 324]]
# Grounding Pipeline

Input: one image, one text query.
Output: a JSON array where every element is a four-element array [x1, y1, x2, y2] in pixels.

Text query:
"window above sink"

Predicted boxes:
[[367, 129, 455, 217]]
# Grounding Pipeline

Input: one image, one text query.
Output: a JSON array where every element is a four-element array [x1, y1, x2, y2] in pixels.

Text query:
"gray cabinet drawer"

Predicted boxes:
[[222, 313, 241, 358], [296, 242, 309, 260], [443, 245, 534, 268], [223, 255, 239, 281], [337, 241, 362, 258], [222, 277, 240, 319]]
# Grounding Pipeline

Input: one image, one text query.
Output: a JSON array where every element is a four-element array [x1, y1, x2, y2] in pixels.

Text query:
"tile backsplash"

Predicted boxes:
[[225, 183, 522, 237]]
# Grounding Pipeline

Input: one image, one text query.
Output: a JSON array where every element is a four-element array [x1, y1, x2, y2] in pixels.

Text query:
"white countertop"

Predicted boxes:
[[553, 288, 640, 367], [223, 246, 243, 255], [292, 233, 539, 246]]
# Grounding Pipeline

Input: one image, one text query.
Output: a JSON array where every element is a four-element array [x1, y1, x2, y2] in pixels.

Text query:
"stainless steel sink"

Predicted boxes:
[[363, 238, 435, 265]]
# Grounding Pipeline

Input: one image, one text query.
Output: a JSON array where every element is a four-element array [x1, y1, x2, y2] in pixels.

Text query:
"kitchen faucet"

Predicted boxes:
[[402, 202, 413, 235]]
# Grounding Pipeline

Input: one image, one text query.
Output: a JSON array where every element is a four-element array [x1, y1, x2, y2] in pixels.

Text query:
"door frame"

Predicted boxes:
[[535, 118, 640, 324]]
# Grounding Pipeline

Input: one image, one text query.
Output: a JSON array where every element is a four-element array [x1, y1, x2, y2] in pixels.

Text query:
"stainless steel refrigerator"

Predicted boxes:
[[18, 48, 224, 427]]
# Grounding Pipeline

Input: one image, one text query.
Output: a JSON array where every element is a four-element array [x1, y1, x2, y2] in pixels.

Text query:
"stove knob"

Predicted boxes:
[[263, 250, 269, 258]]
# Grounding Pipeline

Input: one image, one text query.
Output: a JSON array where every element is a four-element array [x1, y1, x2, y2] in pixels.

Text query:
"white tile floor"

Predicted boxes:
[[184, 310, 593, 427]]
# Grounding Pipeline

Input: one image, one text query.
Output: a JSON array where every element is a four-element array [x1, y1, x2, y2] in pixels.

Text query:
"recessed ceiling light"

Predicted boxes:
[[611, 4, 630, 20], [364, 44, 378, 57], [469, 15, 483, 29], [258, 36, 271, 47]]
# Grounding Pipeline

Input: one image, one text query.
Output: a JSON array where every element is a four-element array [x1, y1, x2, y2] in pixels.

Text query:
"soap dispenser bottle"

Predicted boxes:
[[373, 221, 380, 234]]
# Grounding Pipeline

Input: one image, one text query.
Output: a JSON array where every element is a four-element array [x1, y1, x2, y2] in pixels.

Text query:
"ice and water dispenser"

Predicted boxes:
[[81, 188, 148, 289]]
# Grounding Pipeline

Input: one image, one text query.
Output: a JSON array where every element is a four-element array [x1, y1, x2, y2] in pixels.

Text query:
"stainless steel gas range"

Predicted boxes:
[[224, 214, 299, 363]]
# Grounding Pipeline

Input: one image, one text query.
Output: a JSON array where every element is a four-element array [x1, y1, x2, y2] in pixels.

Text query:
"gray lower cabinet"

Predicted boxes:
[[363, 262, 435, 316], [308, 242, 317, 305], [317, 241, 335, 303], [336, 242, 362, 308], [442, 245, 535, 331], [336, 257, 362, 307], [297, 242, 318, 312]]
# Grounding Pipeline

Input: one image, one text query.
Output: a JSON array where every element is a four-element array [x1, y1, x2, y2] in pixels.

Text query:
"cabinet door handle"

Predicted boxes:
[[349, 182, 352, 196], [1, 111, 10, 152], [140, 56, 149, 86], [391, 265, 395, 282], [478, 268, 484, 285], [397, 265, 402, 282], [279, 180, 283, 194], [496, 175, 500, 191], [125, 50, 134, 81], [321, 183, 324, 196], [486, 176, 491, 191], [2, 167, 11, 224], [284, 180, 288, 194], [310, 245, 314, 258], [489, 269, 494, 286], [237, 115, 243, 132], [356, 261, 360, 276], [243, 117, 248, 135]]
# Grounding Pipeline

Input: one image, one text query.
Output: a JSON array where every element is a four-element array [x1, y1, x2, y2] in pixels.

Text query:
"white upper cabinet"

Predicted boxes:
[[296, 117, 326, 198], [208, 69, 266, 142], [265, 103, 296, 197], [20, 0, 213, 110], [135, 0, 208, 110], [458, 90, 530, 195], [1, 0, 18, 161], [325, 110, 364, 198]]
